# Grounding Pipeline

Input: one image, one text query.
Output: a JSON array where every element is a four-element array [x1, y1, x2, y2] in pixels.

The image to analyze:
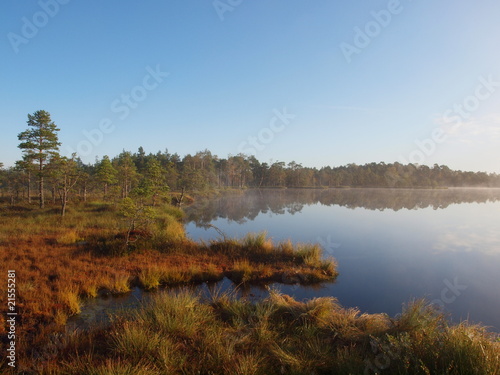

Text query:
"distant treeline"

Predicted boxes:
[[2, 146, 500, 204], [2, 109, 500, 206], [185, 188, 500, 225]]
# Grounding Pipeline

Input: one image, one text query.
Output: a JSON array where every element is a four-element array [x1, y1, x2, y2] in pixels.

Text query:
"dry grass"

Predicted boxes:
[[0, 201, 338, 373], [54, 291, 500, 375]]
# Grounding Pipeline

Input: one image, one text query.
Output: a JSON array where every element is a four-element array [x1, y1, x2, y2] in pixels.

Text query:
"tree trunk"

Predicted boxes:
[[39, 175, 44, 208], [27, 170, 32, 204], [61, 185, 67, 217], [177, 187, 185, 207], [61, 200, 67, 217]]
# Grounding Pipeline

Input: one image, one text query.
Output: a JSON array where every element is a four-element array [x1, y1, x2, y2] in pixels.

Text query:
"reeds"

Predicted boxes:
[[57, 290, 500, 375]]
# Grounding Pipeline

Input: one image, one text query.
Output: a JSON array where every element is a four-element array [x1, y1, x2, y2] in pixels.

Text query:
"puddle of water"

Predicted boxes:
[[66, 278, 331, 331]]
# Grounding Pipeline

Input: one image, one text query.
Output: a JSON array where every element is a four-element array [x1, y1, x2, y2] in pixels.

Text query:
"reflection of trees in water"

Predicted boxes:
[[184, 188, 500, 225]]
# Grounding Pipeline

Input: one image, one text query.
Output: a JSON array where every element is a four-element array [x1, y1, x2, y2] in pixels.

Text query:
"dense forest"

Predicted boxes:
[[2, 110, 500, 209]]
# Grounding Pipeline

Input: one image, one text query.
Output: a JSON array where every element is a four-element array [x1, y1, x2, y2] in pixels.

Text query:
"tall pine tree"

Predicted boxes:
[[95, 155, 117, 199], [18, 110, 61, 208]]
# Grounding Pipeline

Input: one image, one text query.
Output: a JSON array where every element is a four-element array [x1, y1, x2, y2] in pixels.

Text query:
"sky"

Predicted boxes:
[[1, 0, 500, 173]]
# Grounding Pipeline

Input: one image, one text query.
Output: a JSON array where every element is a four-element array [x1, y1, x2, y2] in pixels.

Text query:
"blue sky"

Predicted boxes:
[[2, 0, 500, 172]]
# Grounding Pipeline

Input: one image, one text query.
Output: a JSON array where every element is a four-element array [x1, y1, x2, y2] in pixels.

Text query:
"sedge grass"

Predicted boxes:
[[55, 291, 500, 375], [1, 201, 339, 372]]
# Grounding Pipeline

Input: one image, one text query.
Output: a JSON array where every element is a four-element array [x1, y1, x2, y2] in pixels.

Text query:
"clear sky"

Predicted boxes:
[[2, 0, 500, 172]]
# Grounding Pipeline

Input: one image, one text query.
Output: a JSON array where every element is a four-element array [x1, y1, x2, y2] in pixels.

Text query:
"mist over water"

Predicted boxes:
[[185, 188, 500, 331]]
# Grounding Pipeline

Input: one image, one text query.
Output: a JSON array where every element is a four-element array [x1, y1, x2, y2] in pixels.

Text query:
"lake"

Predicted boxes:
[[184, 188, 500, 331], [68, 188, 500, 332]]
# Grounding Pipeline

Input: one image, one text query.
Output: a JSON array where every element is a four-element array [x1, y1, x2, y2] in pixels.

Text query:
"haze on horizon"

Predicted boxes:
[[1, 1, 500, 173]]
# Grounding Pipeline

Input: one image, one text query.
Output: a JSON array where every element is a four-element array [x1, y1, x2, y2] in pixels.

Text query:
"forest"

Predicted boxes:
[[1, 110, 500, 213]]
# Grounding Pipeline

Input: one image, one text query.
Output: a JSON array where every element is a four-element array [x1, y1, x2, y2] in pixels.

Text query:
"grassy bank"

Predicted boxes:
[[1, 198, 499, 374], [0, 200, 337, 372], [49, 290, 500, 374]]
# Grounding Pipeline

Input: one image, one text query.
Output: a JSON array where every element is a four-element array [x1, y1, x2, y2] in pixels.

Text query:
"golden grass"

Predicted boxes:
[[59, 286, 82, 315], [57, 229, 83, 245], [53, 291, 500, 375], [0, 201, 338, 372], [230, 259, 254, 283]]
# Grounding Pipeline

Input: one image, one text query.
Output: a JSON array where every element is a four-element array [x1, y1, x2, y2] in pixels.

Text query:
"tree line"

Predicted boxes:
[[1, 110, 500, 215]]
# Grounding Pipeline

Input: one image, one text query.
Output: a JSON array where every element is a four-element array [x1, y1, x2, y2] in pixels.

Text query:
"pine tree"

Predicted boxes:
[[18, 110, 61, 208], [115, 151, 138, 198], [49, 154, 80, 217], [143, 157, 169, 206], [95, 155, 117, 199]]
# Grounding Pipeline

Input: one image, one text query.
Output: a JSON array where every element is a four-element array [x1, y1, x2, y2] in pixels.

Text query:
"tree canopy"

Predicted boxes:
[[17, 110, 61, 208]]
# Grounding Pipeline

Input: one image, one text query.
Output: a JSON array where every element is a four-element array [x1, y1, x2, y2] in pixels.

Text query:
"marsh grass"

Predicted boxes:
[[56, 291, 500, 375], [208, 232, 338, 283], [295, 243, 323, 266], [193, 262, 224, 282], [59, 286, 82, 315], [68, 356, 161, 375], [230, 259, 255, 283], [138, 267, 162, 290], [57, 229, 84, 245], [150, 211, 186, 249], [242, 232, 274, 255], [1, 202, 337, 372]]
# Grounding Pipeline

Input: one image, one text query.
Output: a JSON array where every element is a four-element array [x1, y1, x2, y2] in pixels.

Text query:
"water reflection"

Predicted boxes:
[[185, 188, 500, 226], [433, 228, 500, 255], [69, 189, 500, 333], [67, 279, 326, 331], [183, 188, 500, 332]]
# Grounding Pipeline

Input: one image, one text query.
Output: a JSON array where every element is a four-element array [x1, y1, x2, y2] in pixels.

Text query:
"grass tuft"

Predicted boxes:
[[46, 290, 500, 374], [230, 259, 254, 283], [59, 286, 81, 315]]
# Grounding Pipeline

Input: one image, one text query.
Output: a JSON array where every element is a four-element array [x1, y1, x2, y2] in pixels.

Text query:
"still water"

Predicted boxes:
[[184, 188, 500, 331], [69, 188, 500, 332]]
